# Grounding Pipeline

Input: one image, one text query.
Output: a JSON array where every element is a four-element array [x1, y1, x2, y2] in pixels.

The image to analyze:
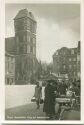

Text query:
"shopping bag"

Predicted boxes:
[[31, 96, 36, 102]]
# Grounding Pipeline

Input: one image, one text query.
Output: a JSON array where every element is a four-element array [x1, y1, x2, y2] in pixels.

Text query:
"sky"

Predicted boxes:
[[5, 4, 80, 63]]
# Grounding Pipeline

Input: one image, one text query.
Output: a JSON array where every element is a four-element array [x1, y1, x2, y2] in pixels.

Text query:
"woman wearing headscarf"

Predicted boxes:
[[43, 80, 56, 119]]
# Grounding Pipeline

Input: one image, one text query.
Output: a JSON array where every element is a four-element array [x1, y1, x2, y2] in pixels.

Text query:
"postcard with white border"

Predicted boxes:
[[0, 0, 84, 124]]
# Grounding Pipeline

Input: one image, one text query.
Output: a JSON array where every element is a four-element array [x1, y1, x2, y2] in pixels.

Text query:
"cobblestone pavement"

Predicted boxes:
[[5, 102, 80, 120], [5, 103, 45, 120]]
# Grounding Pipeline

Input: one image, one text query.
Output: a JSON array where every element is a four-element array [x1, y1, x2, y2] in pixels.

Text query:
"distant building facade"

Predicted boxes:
[[77, 41, 80, 80], [5, 9, 38, 84], [53, 41, 80, 80], [5, 53, 15, 85]]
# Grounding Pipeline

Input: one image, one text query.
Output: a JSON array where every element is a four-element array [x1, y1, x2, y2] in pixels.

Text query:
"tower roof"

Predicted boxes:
[[14, 9, 36, 22]]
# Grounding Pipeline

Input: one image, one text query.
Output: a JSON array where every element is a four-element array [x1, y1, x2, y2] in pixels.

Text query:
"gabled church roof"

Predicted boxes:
[[14, 9, 36, 22]]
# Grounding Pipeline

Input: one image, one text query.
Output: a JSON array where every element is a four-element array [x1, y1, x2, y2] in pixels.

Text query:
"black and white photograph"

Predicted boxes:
[[5, 3, 81, 120], [2, 123, 84, 125], [2, 124, 84, 125]]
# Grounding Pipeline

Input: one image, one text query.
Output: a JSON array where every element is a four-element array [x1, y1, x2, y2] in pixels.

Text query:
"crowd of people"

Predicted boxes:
[[33, 79, 80, 120]]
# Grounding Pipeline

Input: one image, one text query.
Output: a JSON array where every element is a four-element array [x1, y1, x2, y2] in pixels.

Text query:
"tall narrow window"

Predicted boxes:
[[33, 37, 36, 44], [69, 65, 72, 69], [30, 46, 33, 53], [23, 45, 27, 53], [23, 35, 26, 41], [27, 19, 30, 27], [27, 35, 30, 43], [63, 65, 65, 69], [69, 58, 71, 61], [33, 47, 36, 55], [16, 36, 19, 43], [71, 49, 74, 54], [30, 38, 33, 43], [27, 45, 30, 53]]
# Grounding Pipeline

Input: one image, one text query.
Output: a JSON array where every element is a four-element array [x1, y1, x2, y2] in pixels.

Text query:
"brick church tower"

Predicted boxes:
[[14, 9, 37, 84]]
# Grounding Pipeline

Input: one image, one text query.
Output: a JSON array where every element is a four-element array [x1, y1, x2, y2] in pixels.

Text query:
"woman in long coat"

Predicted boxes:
[[34, 82, 42, 109], [43, 80, 56, 119]]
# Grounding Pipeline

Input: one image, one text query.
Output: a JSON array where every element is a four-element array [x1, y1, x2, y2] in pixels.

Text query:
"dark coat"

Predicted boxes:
[[43, 84, 55, 115], [59, 83, 67, 95]]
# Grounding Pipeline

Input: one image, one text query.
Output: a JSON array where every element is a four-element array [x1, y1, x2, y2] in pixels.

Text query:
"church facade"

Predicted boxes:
[[5, 9, 38, 84]]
